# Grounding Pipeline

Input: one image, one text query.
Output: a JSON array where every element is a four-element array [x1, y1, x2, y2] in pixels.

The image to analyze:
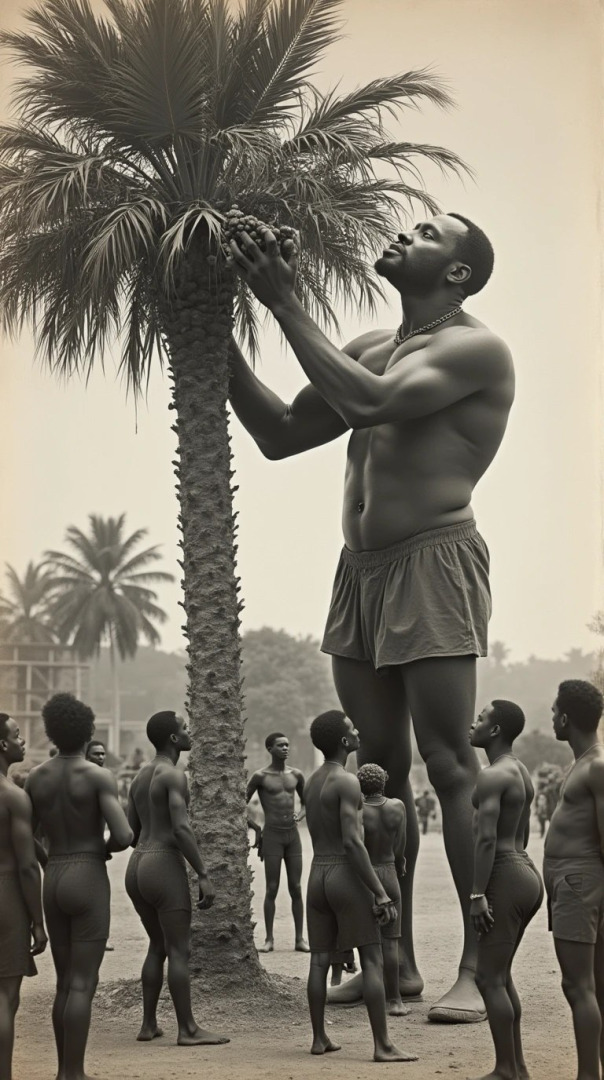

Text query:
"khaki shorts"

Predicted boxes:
[[321, 520, 491, 669], [306, 855, 380, 953], [544, 854, 604, 944], [374, 862, 401, 940]]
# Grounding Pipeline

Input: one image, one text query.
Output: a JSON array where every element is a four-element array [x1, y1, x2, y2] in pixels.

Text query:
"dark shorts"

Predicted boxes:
[[44, 853, 110, 945], [0, 870, 37, 978], [480, 851, 543, 949], [543, 854, 604, 944], [374, 862, 401, 940], [262, 824, 303, 860], [306, 855, 380, 953], [321, 520, 491, 668], [125, 844, 192, 916]]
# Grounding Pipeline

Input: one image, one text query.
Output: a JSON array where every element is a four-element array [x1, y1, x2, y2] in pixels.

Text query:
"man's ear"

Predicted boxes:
[[447, 262, 471, 286]]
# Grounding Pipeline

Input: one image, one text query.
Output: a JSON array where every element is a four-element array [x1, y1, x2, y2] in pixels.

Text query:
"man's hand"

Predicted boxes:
[[229, 229, 299, 311], [470, 895, 494, 936], [31, 922, 48, 956], [253, 829, 264, 862], [196, 874, 215, 911], [372, 898, 398, 926]]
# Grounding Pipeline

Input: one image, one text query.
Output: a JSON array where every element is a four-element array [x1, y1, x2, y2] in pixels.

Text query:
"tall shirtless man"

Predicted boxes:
[[469, 700, 543, 1080], [26, 693, 133, 1080], [246, 731, 308, 952], [544, 680, 604, 1080], [0, 714, 47, 1080], [126, 710, 229, 1047], [228, 212, 514, 1020]]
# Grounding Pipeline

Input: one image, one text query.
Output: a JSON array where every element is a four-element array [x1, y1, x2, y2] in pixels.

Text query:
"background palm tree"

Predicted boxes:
[[0, 560, 57, 643], [0, 0, 469, 984], [45, 513, 174, 750]]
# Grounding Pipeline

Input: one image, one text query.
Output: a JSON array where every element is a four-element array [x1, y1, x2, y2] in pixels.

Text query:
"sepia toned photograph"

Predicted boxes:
[[0, 0, 602, 1077]]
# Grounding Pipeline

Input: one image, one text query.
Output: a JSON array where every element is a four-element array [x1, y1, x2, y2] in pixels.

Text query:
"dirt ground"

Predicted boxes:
[[13, 828, 576, 1080]]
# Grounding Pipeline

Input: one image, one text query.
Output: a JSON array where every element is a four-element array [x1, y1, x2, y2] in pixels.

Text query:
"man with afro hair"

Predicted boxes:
[[229, 207, 513, 1023], [26, 693, 133, 1080]]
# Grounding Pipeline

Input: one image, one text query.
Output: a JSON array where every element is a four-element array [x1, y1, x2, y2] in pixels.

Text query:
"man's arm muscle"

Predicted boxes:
[[589, 758, 604, 860], [339, 775, 391, 902], [167, 771, 208, 878], [98, 771, 134, 852]]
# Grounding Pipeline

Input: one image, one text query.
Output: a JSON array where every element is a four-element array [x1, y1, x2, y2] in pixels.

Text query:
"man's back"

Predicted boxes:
[[362, 799, 404, 866], [130, 759, 186, 847], [305, 765, 360, 855], [27, 755, 108, 856]]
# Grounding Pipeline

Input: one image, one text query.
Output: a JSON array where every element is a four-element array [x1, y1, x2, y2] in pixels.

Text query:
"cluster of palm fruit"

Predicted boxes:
[[221, 205, 296, 255]]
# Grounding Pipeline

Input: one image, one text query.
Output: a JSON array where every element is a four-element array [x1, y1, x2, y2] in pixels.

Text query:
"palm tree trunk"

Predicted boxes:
[[109, 630, 121, 755], [162, 250, 264, 987]]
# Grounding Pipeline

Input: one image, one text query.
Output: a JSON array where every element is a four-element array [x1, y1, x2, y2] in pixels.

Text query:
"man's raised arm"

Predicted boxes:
[[228, 338, 349, 459]]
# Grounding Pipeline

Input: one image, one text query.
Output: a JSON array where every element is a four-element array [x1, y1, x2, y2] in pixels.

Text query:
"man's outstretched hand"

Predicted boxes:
[[228, 229, 299, 311]]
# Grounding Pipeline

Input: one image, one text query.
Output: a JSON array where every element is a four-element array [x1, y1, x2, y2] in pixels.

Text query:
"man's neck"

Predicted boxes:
[[324, 749, 349, 768], [398, 292, 463, 337], [568, 730, 602, 761], [484, 741, 514, 767], [155, 747, 179, 766], [0, 757, 9, 778], [269, 756, 286, 772]]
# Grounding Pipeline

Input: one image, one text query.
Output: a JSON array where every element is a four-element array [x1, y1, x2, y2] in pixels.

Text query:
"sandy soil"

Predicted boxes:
[[13, 828, 575, 1080]]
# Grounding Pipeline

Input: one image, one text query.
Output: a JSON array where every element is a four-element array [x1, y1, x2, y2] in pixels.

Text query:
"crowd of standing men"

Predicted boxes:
[[0, 678, 603, 1079]]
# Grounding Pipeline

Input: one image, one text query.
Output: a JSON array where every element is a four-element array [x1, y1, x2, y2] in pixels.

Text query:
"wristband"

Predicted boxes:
[[470, 893, 485, 900]]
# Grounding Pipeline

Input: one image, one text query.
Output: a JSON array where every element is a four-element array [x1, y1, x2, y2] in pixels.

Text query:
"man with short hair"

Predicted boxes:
[[415, 789, 436, 836], [229, 211, 513, 1021], [304, 709, 416, 1062], [126, 710, 229, 1047], [0, 714, 47, 1080], [26, 692, 133, 1080], [85, 740, 106, 767], [544, 680, 604, 1080], [469, 700, 543, 1080], [246, 731, 308, 952]]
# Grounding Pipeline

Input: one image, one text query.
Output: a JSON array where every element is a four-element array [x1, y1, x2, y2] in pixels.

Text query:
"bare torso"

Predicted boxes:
[[472, 757, 534, 853], [362, 799, 404, 865], [544, 745, 604, 859], [343, 321, 514, 549], [252, 767, 302, 828], [0, 776, 26, 872], [305, 765, 361, 855], [26, 755, 107, 857], [130, 759, 188, 847]]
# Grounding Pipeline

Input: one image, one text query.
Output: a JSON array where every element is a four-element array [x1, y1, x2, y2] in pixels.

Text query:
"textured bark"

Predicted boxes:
[[162, 248, 264, 986]]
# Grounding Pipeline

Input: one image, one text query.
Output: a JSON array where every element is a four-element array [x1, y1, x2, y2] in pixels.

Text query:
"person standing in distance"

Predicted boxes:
[[228, 211, 513, 1021], [126, 710, 229, 1047], [544, 680, 604, 1080], [246, 731, 308, 952], [26, 693, 133, 1080]]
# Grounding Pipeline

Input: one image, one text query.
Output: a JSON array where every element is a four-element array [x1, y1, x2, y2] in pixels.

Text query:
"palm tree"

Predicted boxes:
[[0, 560, 58, 643], [44, 514, 174, 750], [0, 0, 469, 984]]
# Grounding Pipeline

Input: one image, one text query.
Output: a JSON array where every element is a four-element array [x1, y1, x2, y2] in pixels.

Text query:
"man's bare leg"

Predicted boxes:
[[0, 976, 21, 1080], [307, 952, 342, 1054], [159, 910, 229, 1046], [471, 942, 518, 1080], [60, 939, 106, 1080], [49, 942, 69, 1079], [258, 856, 281, 952], [327, 658, 424, 1006], [555, 938, 601, 1080], [381, 939, 410, 1017], [358, 943, 417, 1062], [404, 656, 485, 1022], [594, 932, 604, 1073], [131, 901, 166, 1041], [284, 853, 309, 951]]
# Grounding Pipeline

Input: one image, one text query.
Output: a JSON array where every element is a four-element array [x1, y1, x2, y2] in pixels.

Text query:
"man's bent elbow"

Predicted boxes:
[[113, 827, 134, 850], [17, 859, 40, 881]]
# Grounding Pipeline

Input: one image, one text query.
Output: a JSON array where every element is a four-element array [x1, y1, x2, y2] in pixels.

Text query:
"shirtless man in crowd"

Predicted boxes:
[[0, 714, 47, 1080], [544, 680, 604, 1080], [228, 211, 514, 1020], [304, 709, 416, 1063], [126, 710, 229, 1047], [85, 740, 107, 767], [26, 693, 133, 1080], [246, 732, 308, 952], [469, 701, 543, 1080]]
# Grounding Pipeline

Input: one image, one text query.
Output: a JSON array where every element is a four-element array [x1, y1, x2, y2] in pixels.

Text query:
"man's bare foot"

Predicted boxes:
[[387, 997, 411, 1017], [295, 938, 310, 952], [177, 1027, 230, 1046], [467, 1072, 518, 1080], [311, 1037, 342, 1054], [136, 1024, 164, 1041], [517, 1067, 530, 1080], [374, 1042, 418, 1063], [258, 939, 274, 953], [428, 968, 486, 1023]]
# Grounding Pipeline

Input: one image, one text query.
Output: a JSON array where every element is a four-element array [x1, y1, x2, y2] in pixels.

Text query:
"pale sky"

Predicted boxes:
[[0, 0, 602, 663]]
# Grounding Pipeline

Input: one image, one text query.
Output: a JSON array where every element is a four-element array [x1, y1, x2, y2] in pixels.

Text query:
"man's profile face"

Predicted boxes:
[[551, 698, 568, 742], [469, 704, 494, 747], [270, 737, 289, 760], [87, 742, 106, 766], [0, 717, 26, 764], [374, 213, 468, 295], [175, 714, 192, 752], [342, 716, 360, 754]]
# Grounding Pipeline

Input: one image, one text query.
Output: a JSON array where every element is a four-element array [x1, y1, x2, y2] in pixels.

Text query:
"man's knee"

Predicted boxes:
[[359, 942, 384, 972], [69, 971, 100, 995], [422, 746, 476, 796], [561, 974, 596, 1005], [288, 881, 303, 901], [475, 966, 507, 994]]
